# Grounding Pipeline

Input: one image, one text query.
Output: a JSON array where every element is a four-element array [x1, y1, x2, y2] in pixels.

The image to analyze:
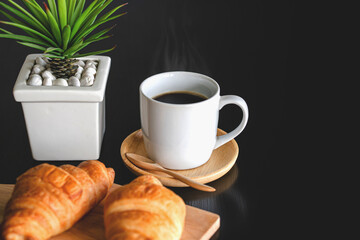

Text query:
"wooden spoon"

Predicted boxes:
[[125, 153, 216, 192]]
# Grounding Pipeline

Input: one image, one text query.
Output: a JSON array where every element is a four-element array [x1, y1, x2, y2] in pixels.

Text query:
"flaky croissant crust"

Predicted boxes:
[[2, 160, 115, 240], [104, 175, 186, 240]]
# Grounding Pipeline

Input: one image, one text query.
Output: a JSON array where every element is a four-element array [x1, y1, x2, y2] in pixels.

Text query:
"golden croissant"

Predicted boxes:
[[1, 160, 115, 240], [104, 175, 186, 240]]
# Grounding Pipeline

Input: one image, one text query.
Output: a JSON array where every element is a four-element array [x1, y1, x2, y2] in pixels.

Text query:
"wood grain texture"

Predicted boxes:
[[120, 129, 239, 187], [0, 184, 219, 240]]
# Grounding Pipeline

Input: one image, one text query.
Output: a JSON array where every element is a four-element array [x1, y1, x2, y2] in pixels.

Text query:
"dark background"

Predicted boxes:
[[0, 0, 306, 239]]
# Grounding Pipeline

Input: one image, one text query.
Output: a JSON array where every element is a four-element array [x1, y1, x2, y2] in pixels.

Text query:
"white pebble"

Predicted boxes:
[[36, 57, 47, 66], [75, 73, 82, 79], [41, 70, 55, 80], [86, 60, 97, 66], [53, 78, 68, 86], [68, 76, 80, 87], [34, 64, 45, 69], [83, 67, 96, 75], [27, 74, 42, 86], [76, 66, 84, 74], [85, 62, 97, 69], [80, 75, 94, 86], [87, 60, 98, 66], [82, 73, 94, 81], [42, 77, 53, 86], [32, 64, 45, 74], [74, 60, 85, 67]]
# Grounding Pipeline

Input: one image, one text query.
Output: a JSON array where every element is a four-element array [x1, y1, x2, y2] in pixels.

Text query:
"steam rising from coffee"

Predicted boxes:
[[151, 2, 210, 75]]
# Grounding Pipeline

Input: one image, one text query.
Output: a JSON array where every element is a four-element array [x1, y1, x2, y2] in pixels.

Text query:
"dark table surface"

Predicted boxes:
[[0, 0, 299, 239]]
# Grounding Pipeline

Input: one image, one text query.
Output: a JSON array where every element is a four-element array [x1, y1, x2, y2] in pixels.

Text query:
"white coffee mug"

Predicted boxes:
[[140, 71, 249, 170]]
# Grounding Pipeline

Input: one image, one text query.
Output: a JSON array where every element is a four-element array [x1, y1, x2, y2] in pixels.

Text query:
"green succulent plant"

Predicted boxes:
[[0, 0, 127, 59]]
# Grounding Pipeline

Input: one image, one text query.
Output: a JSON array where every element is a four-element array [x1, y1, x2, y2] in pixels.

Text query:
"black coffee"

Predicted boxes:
[[153, 91, 207, 104]]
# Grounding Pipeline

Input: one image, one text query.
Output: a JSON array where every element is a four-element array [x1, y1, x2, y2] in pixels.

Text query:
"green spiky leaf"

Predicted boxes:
[[0, 33, 49, 46], [6, 0, 52, 37], [0, 0, 128, 59], [71, 12, 126, 45], [0, 2, 49, 37], [67, 0, 76, 23], [74, 45, 116, 58], [70, 0, 85, 26], [17, 41, 47, 51], [62, 24, 71, 49], [62, 39, 85, 57], [45, 47, 63, 53], [20, 0, 49, 29], [44, 3, 61, 46], [0, 20, 57, 46], [47, 0, 58, 21], [70, 0, 98, 39], [57, 0, 67, 31]]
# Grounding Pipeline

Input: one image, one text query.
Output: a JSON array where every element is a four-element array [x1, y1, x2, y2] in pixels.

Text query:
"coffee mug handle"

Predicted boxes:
[[214, 95, 249, 149]]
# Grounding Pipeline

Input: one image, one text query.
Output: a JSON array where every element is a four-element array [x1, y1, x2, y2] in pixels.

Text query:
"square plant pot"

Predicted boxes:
[[13, 54, 111, 160]]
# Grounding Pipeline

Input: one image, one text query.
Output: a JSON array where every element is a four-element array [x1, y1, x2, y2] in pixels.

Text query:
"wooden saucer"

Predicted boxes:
[[120, 129, 239, 187]]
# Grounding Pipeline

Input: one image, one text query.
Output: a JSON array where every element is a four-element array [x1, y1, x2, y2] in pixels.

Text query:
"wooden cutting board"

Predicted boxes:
[[0, 184, 219, 240]]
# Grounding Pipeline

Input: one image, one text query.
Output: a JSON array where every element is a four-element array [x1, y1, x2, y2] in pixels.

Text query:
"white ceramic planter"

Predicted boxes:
[[13, 54, 111, 160]]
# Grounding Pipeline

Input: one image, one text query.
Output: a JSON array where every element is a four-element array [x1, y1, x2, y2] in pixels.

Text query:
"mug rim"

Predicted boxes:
[[140, 71, 220, 107]]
